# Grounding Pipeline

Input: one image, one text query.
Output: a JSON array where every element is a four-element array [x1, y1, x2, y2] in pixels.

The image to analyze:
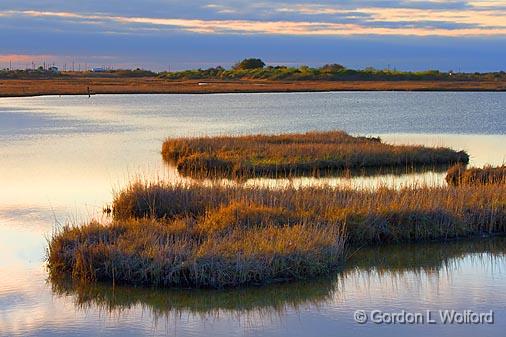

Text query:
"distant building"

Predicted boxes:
[[91, 67, 106, 72], [48, 66, 60, 74]]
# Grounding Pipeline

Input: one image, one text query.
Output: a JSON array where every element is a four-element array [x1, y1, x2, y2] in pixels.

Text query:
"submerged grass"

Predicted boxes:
[[162, 131, 469, 178], [48, 181, 505, 288], [446, 164, 506, 186]]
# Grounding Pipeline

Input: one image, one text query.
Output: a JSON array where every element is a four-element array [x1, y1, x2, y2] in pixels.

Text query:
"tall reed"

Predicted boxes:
[[162, 131, 469, 178], [48, 181, 505, 288], [446, 164, 506, 186], [113, 181, 505, 242]]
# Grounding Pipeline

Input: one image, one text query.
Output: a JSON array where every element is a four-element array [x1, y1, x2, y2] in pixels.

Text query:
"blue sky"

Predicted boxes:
[[1, 0, 505, 71]]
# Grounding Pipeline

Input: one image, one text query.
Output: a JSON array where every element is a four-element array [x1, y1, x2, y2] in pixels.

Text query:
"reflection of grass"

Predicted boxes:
[[167, 162, 452, 181], [446, 164, 506, 186], [48, 181, 505, 288], [162, 131, 469, 178], [345, 237, 506, 275], [49, 238, 506, 318], [50, 274, 337, 316]]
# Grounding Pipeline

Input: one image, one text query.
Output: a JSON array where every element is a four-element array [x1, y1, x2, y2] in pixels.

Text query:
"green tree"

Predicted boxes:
[[320, 64, 345, 73], [234, 58, 266, 70]]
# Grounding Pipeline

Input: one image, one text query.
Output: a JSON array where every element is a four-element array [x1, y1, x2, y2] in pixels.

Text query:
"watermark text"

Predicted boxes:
[[353, 309, 494, 325]]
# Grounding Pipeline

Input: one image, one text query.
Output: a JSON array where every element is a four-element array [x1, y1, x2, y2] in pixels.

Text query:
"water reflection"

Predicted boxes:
[[165, 162, 453, 189], [50, 277, 336, 320], [345, 238, 506, 274], [180, 163, 452, 180], [1, 95, 505, 213], [48, 238, 506, 321], [0, 93, 505, 336]]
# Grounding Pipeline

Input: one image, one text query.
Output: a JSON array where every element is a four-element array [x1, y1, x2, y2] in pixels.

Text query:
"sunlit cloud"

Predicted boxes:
[[468, 0, 506, 8], [0, 54, 53, 63], [0, 53, 122, 70], [275, 3, 506, 28], [1, 2, 504, 71], [2, 9, 506, 36], [204, 4, 237, 14]]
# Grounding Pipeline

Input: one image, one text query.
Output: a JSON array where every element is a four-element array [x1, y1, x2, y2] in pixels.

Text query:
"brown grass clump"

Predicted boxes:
[[446, 164, 506, 186], [197, 201, 294, 234], [48, 208, 345, 288], [162, 131, 469, 178], [48, 181, 505, 288], [48, 238, 506, 320], [113, 182, 505, 242]]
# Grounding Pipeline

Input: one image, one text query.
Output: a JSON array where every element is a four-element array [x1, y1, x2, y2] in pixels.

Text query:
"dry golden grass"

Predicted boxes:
[[112, 181, 505, 242], [162, 131, 469, 178], [48, 180, 505, 288], [446, 164, 506, 186], [49, 238, 506, 318], [1, 78, 505, 97], [48, 217, 345, 288]]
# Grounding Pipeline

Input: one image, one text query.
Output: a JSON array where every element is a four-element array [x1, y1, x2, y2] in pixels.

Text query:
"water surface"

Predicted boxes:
[[0, 92, 505, 336]]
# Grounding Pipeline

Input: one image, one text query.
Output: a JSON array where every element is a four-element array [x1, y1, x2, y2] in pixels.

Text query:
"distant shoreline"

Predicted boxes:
[[1, 78, 505, 98]]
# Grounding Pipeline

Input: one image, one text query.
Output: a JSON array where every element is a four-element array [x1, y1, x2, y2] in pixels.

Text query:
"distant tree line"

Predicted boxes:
[[1, 58, 505, 81], [0, 67, 156, 79], [159, 58, 506, 82]]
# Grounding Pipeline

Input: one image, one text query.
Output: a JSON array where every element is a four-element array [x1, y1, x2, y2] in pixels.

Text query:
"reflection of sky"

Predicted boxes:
[[0, 93, 504, 211], [0, 93, 505, 336], [0, 92, 504, 214], [1, 247, 505, 336], [0, 92, 504, 221]]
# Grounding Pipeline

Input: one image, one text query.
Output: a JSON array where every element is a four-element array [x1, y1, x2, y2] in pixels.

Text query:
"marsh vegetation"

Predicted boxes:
[[446, 164, 506, 186], [47, 180, 505, 288], [162, 131, 469, 178], [49, 238, 506, 318]]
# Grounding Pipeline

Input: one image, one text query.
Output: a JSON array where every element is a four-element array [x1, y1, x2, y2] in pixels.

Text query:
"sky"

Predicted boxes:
[[0, 0, 505, 71]]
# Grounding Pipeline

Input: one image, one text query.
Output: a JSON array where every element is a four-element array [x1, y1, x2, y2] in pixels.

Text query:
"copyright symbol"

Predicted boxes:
[[354, 310, 368, 324]]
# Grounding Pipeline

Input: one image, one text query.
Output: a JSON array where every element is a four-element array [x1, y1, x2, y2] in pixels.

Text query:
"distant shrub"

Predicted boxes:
[[321, 64, 346, 73], [233, 58, 266, 70], [156, 61, 506, 82]]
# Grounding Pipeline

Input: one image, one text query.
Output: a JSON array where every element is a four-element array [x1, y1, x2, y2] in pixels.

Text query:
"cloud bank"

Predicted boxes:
[[1, 1, 506, 37], [0, 1, 504, 71]]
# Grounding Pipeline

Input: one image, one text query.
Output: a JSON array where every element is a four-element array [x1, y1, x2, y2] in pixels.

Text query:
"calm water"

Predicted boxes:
[[0, 92, 505, 337]]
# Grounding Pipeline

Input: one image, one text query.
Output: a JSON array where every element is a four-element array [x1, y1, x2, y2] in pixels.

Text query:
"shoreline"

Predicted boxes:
[[1, 78, 505, 98]]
